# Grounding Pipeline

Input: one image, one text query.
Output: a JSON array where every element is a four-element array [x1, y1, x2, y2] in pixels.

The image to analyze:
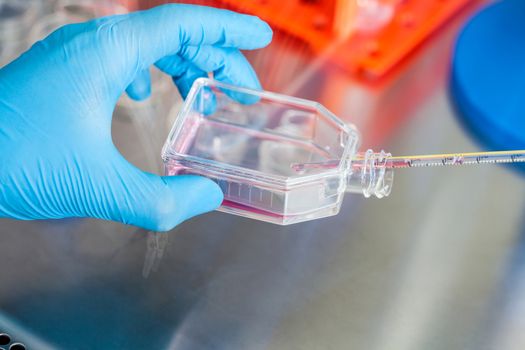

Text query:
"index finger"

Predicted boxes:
[[118, 4, 273, 66]]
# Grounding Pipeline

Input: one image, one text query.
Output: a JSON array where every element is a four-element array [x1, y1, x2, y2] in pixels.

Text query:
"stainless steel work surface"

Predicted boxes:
[[2, 8, 525, 350]]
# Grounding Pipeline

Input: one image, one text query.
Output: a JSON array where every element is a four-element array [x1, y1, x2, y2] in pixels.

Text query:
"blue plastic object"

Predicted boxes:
[[451, 0, 525, 151], [0, 5, 272, 231]]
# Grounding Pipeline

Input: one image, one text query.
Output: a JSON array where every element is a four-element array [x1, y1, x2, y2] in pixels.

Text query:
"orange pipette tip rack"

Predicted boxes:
[[142, 1, 474, 79], [335, 0, 474, 79], [167, 0, 473, 79]]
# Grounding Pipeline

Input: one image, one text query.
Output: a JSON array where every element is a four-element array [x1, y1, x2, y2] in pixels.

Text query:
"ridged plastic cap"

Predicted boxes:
[[346, 149, 394, 199]]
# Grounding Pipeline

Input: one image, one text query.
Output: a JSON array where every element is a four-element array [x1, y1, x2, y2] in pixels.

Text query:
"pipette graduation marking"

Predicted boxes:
[[380, 150, 525, 169], [291, 150, 525, 173]]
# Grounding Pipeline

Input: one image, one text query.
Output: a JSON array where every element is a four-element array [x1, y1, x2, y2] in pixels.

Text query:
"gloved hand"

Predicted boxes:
[[0, 5, 273, 231]]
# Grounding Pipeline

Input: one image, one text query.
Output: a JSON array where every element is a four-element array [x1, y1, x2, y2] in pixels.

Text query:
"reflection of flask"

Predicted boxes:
[[259, 110, 319, 176], [192, 103, 268, 166], [0, 0, 43, 66], [260, 138, 319, 177]]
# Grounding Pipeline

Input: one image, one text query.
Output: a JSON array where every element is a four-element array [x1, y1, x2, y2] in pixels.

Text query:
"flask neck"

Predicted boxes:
[[346, 149, 394, 199]]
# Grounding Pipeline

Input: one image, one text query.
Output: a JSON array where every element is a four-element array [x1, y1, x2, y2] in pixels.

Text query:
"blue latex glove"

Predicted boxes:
[[0, 5, 273, 231]]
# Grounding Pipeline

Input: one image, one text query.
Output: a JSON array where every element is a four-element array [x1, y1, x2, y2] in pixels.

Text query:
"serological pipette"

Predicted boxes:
[[292, 150, 525, 172], [291, 150, 525, 200]]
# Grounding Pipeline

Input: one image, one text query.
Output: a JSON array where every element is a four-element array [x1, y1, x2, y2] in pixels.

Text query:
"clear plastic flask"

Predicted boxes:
[[163, 78, 393, 225]]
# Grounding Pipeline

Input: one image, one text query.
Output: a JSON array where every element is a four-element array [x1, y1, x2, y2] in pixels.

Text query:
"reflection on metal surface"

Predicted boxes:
[[143, 231, 169, 278], [372, 164, 496, 350], [476, 219, 525, 350]]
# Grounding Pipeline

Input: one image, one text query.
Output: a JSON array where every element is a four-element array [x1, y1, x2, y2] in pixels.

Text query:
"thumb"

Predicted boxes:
[[125, 68, 152, 101], [91, 163, 223, 231]]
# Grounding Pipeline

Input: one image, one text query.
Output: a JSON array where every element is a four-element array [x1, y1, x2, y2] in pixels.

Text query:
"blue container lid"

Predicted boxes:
[[451, 0, 525, 150]]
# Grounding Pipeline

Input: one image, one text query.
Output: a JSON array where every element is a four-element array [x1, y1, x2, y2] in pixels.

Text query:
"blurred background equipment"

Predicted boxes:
[[141, 0, 474, 79], [0, 0, 46, 66], [451, 0, 525, 153]]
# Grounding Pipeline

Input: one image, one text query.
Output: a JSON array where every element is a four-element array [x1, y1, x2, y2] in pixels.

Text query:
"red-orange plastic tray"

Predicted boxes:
[[141, 0, 474, 79]]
